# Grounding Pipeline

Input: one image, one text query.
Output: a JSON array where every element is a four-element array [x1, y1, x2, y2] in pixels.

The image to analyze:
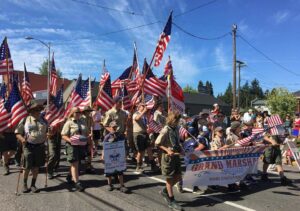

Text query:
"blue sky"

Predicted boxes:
[[1, 0, 300, 95]]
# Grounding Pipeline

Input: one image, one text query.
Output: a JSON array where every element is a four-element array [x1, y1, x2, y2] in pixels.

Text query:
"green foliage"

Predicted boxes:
[[218, 82, 233, 107], [266, 88, 297, 119], [183, 85, 198, 93], [38, 59, 62, 77]]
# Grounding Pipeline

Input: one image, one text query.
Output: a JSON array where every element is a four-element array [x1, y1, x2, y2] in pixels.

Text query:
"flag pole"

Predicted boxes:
[[167, 56, 172, 113], [94, 60, 106, 107], [5, 37, 10, 94], [89, 75, 94, 161]]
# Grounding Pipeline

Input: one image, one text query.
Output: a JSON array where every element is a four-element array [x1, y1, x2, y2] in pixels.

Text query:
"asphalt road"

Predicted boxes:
[[0, 153, 299, 211]]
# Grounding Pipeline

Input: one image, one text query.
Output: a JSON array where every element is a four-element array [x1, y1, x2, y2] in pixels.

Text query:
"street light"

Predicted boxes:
[[236, 60, 247, 109], [25, 36, 51, 108]]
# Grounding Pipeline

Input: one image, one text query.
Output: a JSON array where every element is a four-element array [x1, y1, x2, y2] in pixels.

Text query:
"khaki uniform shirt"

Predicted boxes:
[[211, 136, 226, 150], [133, 111, 147, 133], [81, 114, 92, 134], [155, 125, 180, 149], [226, 132, 239, 147], [61, 117, 88, 137], [102, 107, 127, 134], [154, 110, 166, 126], [15, 116, 47, 144]]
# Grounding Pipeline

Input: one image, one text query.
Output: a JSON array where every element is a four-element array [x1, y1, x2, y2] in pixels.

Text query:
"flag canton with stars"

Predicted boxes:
[[118, 66, 131, 80], [4, 82, 21, 112], [142, 61, 155, 78], [0, 83, 6, 99], [75, 76, 89, 99], [53, 86, 64, 108], [0, 38, 11, 60]]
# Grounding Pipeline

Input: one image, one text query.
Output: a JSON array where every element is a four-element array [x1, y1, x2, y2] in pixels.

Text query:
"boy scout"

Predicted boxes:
[[15, 101, 47, 193]]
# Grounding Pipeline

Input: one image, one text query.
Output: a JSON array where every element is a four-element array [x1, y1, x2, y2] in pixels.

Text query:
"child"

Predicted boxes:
[[102, 121, 128, 193]]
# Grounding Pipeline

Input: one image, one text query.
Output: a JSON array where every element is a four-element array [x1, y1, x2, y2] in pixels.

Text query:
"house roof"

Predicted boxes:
[[13, 70, 72, 92], [252, 99, 266, 105], [294, 90, 300, 98], [183, 92, 229, 107]]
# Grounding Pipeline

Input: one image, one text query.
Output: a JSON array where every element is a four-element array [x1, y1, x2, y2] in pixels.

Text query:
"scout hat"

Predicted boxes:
[[28, 100, 44, 111], [214, 126, 224, 133], [109, 121, 118, 128], [231, 121, 241, 130]]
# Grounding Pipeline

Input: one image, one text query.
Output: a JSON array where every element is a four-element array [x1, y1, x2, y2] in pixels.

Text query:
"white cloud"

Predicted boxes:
[[273, 10, 290, 24], [214, 44, 230, 71]]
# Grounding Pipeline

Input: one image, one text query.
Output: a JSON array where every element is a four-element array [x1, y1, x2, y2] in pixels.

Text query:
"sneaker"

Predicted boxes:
[[107, 184, 114, 191], [175, 182, 183, 193], [22, 184, 31, 193], [281, 176, 292, 186], [159, 189, 170, 203], [245, 175, 257, 184], [30, 186, 39, 193], [150, 162, 160, 173], [75, 182, 84, 192], [207, 185, 219, 192], [168, 200, 183, 211], [120, 186, 129, 193], [192, 186, 205, 194], [135, 166, 144, 174]]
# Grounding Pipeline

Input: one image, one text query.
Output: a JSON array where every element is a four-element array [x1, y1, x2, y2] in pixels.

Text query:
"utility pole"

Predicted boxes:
[[232, 24, 237, 109], [236, 60, 246, 110]]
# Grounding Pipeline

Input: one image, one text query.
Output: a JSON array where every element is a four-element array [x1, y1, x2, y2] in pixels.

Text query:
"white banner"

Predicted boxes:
[[103, 140, 126, 174], [183, 146, 266, 187]]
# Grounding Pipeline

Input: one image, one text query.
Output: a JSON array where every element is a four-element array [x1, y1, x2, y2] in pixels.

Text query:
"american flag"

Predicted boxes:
[[154, 12, 172, 67], [21, 63, 33, 106], [0, 83, 7, 111], [142, 60, 167, 97], [132, 43, 140, 78], [50, 53, 58, 96], [127, 45, 141, 93], [270, 125, 285, 136], [111, 66, 132, 90], [95, 67, 113, 112], [148, 120, 163, 133], [267, 115, 283, 127], [0, 37, 14, 74], [252, 128, 265, 135], [179, 126, 188, 140], [236, 135, 254, 146], [0, 81, 27, 132], [70, 134, 88, 146], [120, 85, 131, 110], [65, 75, 90, 117], [164, 58, 173, 77], [45, 85, 65, 127], [132, 94, 155, 110]]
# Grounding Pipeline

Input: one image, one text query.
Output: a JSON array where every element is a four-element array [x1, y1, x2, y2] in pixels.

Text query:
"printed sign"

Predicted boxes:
[[103, 140, 126, 174], [183, 146, 266, 186]]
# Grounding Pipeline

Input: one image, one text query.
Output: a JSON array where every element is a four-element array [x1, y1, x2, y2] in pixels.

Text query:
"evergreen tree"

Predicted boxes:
[[218, 82, 233, 106], [197, 80, 203, 93], [183, 85, 198, 93], [39, 59, 62, 77]]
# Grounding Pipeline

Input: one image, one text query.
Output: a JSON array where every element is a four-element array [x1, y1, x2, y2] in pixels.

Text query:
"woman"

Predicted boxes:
[[211, 126, 226, 150], [61, 107, 88, 192], [155, 111, 183, 211]]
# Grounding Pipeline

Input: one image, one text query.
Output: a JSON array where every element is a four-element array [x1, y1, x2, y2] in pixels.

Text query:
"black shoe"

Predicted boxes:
[[261, 173, 270, 182], [30, 186, 39, 193], [168, 200, 184, 211], [22, 184, 31, 193], [227, 184, 239, 193], [107, 184, 114, 191], [66, 174, 74, 184], [281, 176, 292, 186], [159, 188, 170, 203], [75, 182, 84, 192]]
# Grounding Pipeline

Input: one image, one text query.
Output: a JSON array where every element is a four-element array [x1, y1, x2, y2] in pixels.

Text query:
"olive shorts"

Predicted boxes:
[[133, 132, 149, 152], [66, 143, 86, 163], [0, 132, 18, 153], [23, 143, 45, 169], [263, 146, 282, 165], [161, 153, 181, 179]]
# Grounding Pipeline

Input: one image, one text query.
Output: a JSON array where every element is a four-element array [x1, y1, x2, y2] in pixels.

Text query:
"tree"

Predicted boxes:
[[240, 81, 250, 108], [218, 82, 233, 106], [197, 80, 203, 93], [183, 85, 198, 93], [266, 88, 297, 119], [250, 78, 264, 99], [39, 59, 62, 77], [208, 81, 214, 96]]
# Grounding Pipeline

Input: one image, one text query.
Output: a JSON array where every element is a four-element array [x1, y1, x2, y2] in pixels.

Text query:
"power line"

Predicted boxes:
[[172, 22, 230, 40], [174, 0, 218, 18], [238, 33, 300, 77], [70, 0, 145, 16]]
